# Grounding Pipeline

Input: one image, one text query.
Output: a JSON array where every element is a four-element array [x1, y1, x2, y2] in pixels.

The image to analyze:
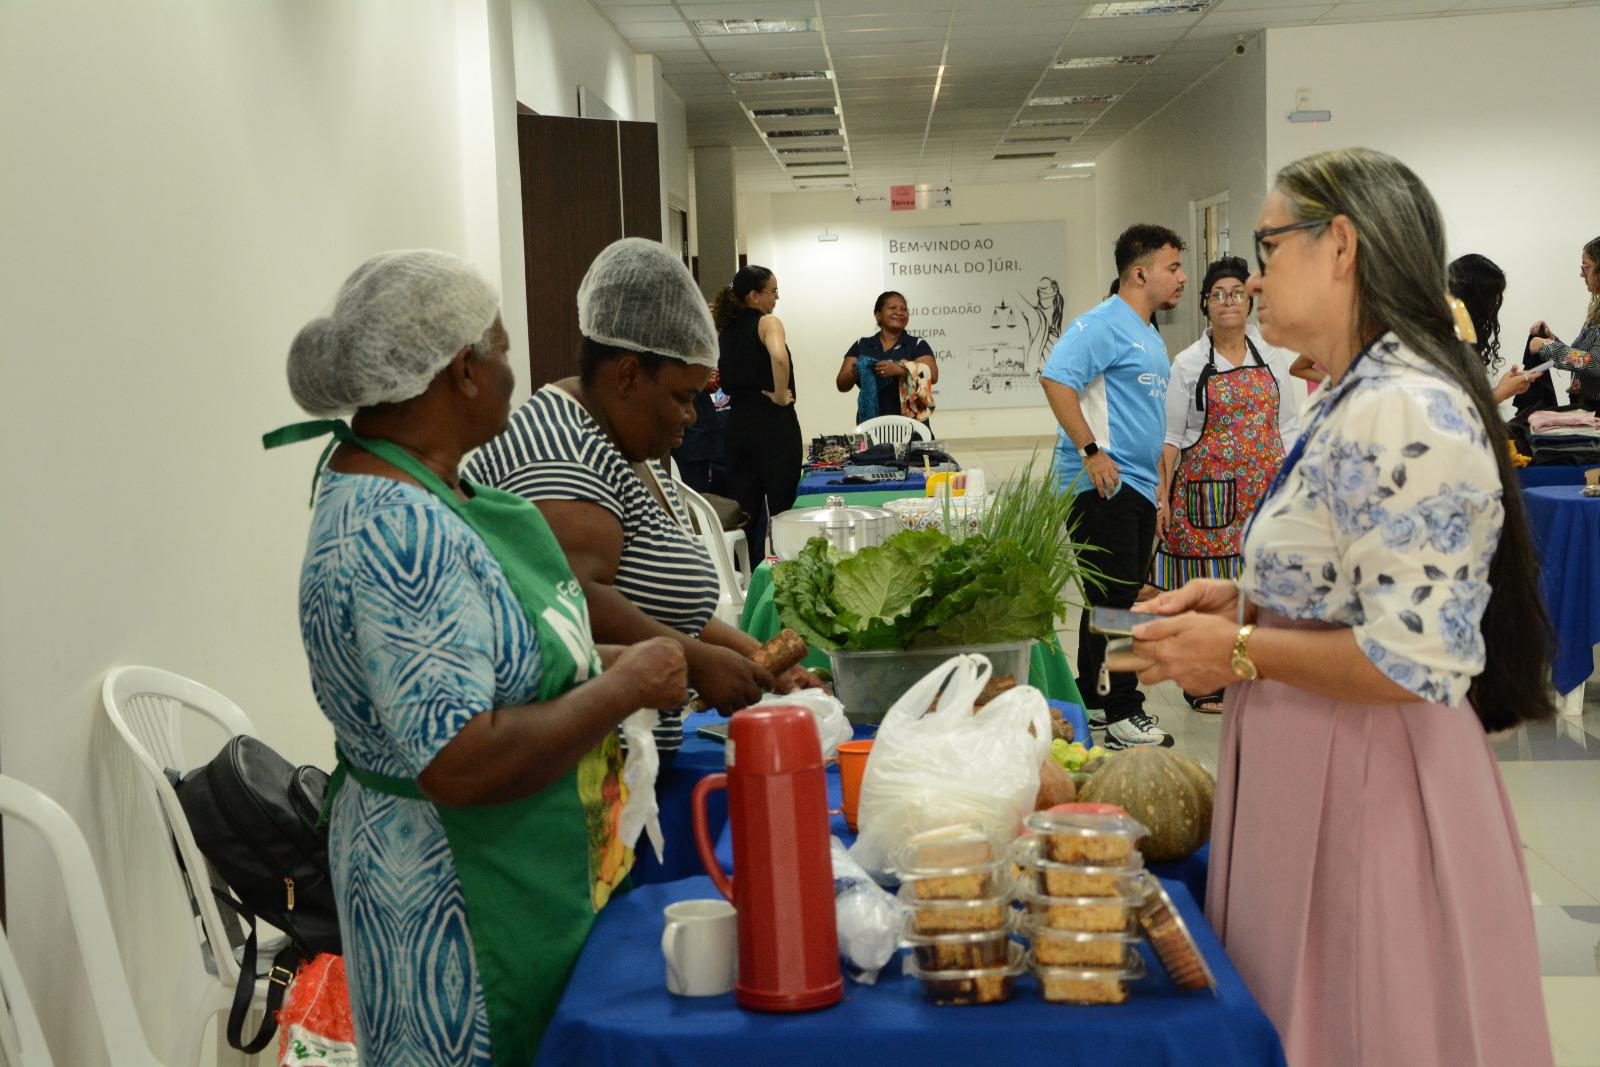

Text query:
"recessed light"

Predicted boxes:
[[993, 151, 1058, 160], [776, 146, 845, 155], [1028, 94, 1119, 107], [729, 70, 832, 83], [1043, 173, 1093, 180], [767, 128, 840, 139], [1086, 1, 1212, 17], [695, 18, 817, 35], [750, 106, 837, 118], [1013, 117, 1093, 128], [1051, 162, 1096, 169], [797, 182, 852, 190], [786, 160, 849, 167], [1004, 135, 1073, 144], [1054, 55, 1158, 69]]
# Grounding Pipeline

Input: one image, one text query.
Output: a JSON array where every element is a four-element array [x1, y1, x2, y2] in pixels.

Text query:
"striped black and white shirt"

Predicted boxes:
[[464, 384, 719, 753]]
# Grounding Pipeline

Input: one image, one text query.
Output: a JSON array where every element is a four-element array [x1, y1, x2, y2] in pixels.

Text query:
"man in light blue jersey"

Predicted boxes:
[[1042, 224, 1186, 749]]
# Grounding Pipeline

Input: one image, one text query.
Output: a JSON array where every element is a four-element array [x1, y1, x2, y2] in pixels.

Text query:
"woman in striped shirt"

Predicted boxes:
[[467, 240, 817, 756]]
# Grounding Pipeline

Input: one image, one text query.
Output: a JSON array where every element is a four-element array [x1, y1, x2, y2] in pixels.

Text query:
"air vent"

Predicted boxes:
[[1013, 117, 1093, 128], [1054, 55, 1158, 69], [730, 70, 832, 83], [786, 160, 849, 168], [993, 151, 1058, 160], [1004, 135, 1073, 144], [695, 18, 817, 35], [767, 128, 840, 139], [1028, 94, 1119, 107], [751, 106, 837, 118], [1086, 1, 1212, 17], [776, 146, 844, 155]]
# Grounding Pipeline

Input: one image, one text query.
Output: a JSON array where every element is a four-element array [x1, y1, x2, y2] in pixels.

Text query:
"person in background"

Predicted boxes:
[[1529, 235, 1600, 408], [1152, 256, 1302, 713], [835, 290, 939, 432], [1041, 223, 1186, 750], [714, 265, 801, 558], [672, 368, 731, 497], [468, 241, 814, 763], [1132, 148, 1553, 1065], [1447, 253, 1542, 404], [277, 250, 688, 1061]]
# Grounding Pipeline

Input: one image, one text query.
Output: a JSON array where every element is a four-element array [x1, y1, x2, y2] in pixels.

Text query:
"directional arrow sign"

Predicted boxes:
[[854, 193, 890, 212]]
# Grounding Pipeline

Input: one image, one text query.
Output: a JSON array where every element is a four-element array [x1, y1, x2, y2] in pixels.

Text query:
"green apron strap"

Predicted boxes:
[[263, 420, 351, 506]]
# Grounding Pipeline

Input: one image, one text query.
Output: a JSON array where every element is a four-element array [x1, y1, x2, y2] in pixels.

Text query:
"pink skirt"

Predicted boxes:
[[1207, 612, 1552, 1066]]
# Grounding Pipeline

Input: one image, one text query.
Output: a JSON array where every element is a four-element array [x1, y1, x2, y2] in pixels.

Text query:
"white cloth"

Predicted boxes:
[[1239, 334, 1502, 707], [1164, 325, 1304, 452]]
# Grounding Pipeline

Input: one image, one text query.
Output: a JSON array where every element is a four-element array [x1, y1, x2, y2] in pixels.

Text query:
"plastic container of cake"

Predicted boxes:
[[1028, 945, 1147, 1005], [897, 885, 1013, 934], [901, 911, 1018, 970], [1137, 878, 1218, 994], [892, 825, 1011, 901], [1011, 834, 1145, 897], [1023, 915, 1143, 968], [904, 941, 1026, 1005], [1023, 803, 1149, 865], [1016, 876, 1150, 933]]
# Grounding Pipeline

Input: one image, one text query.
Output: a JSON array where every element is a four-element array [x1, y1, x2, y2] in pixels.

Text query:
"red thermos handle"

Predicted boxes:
[[690, 772, 735, 902]]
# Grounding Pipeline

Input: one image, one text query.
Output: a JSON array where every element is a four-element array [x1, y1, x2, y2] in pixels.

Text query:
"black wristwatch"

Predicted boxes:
[[1078, 441, 1101, 459]]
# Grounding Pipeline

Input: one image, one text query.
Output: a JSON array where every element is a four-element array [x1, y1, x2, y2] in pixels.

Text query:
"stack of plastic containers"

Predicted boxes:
[[1013, 804, 1152, 1004], [896, 825, 1024, 1005]]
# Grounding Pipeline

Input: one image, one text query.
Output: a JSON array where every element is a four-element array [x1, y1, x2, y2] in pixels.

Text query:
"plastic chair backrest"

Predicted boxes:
[[100, 667, 257, 987], [673, 478, 746, 623], [854, 415, 930, 446], [0, 775, 166, 1066], [0, 922, 50, 1067]]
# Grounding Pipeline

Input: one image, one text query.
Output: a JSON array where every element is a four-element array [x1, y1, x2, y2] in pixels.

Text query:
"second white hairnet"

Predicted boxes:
[[577, 238, 718, 368]]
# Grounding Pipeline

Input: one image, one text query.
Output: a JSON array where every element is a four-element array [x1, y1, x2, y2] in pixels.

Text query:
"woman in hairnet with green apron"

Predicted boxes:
[[271, 248, 694, 1064]]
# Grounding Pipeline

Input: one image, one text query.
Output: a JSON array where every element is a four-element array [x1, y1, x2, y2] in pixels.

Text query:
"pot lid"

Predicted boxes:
[[772, 496, 895, 528]]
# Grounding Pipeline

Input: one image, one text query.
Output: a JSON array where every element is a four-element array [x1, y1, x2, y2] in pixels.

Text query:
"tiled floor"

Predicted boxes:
[[944, 438, 1600, 1064]]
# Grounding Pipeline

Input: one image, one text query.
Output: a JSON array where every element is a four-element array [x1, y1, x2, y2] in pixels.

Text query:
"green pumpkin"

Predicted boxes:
[[1078, 747, 1215, 862]]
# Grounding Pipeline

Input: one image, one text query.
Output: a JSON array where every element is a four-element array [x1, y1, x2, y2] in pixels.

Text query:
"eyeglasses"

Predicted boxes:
[[1206, 290, 1248, 306], [1253, 219, 1326, 274]]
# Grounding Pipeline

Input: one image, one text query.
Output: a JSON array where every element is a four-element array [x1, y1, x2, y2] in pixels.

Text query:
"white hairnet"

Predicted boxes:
[[287, 249, 500, 416], [577, 238, 717, 368]]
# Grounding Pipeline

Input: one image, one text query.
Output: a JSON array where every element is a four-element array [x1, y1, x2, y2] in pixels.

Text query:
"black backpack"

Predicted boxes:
[[168, 735, 342, 1053]]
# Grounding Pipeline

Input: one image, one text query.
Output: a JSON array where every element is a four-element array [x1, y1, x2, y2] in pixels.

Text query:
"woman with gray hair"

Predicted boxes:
[[468, 239, 820, 760], [268, 249, 686, 1063], [1129, 150, 1554, 1063]]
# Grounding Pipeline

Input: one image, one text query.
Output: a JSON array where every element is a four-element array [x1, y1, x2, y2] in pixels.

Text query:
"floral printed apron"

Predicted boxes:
[[1152, 339, 1284, 589]]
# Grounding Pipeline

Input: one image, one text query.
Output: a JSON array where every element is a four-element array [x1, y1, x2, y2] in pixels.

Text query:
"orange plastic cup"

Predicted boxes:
[[837, 740, 875, 832]]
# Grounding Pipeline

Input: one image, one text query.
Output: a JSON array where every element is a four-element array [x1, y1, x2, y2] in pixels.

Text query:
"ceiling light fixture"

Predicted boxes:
[[729, 70, 832, 83], [1086, 1, 1212, 17], [1043, 173, 1092, 180], [1004, 135, 1073, 144], [797, 182, 852, 190], [993, 151, 1058, 160], [1054, 55, 1158, 69], [1051, 162, 1096, 169], [1028, 94, 1119, 107], [1013, 117, 1093, 128], [767, 128, 840, 139], [776, 146, 844, 155], [749, 106, 837, 118], [786, 160, 849, 167], [695, 17, 817, 35]]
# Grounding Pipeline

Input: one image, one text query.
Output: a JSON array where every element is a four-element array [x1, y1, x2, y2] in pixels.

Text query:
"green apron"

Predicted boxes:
[[266, 420, 632, 1066]]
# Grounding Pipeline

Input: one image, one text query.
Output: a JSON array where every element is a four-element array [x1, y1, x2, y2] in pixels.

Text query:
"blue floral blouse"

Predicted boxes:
[[1239, 334, 1502, 706]]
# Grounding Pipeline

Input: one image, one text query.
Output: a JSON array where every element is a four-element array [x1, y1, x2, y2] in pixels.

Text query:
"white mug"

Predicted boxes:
[[661, 899, 738, 996]]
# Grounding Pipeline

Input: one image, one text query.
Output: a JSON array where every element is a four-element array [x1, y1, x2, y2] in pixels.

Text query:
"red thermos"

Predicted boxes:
[[691, 705, 844, 1012]]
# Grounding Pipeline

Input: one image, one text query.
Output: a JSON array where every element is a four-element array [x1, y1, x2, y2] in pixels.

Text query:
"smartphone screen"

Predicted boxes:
[[1088, 606, 1163, 636]]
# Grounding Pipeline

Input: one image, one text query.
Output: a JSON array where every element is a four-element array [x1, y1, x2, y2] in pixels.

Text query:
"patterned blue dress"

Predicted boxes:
[[299, 472, 541, 1065]]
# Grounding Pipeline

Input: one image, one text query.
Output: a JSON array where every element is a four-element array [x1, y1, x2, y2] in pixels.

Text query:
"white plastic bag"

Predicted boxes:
[[618, 708, 664, 862], [848, 654, 1051, 880], [750, 687, 853, 759], [830, 836, 908, 984]]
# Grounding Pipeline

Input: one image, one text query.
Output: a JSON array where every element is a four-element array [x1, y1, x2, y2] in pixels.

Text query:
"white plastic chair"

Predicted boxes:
[[0, 775, 166, 1066], [674, 479, 748, 627], [99, 667, 271, 1067], [664, 460, 750, 585], [855, 414, 931, 446]]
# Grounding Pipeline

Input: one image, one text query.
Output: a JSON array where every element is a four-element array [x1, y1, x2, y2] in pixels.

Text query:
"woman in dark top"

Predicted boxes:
[[835, 290, 938, 431], [714, 265, 801, 557]]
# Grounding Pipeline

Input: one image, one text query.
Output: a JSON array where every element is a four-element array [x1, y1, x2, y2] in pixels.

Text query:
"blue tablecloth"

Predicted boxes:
[[1525, 485, 1600, 694], [539, 875, 1283, 1067], [1519, 466, 1589, 489], [796, 469, 927, 497]]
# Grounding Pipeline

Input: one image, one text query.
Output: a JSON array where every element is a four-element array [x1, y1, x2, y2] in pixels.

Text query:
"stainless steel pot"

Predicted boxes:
[[770, 496, 896, 558]]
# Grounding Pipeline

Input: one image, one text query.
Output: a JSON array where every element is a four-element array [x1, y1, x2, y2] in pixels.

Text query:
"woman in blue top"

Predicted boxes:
[[835, 290, 939, 431], [277, 250, 686, 1064]]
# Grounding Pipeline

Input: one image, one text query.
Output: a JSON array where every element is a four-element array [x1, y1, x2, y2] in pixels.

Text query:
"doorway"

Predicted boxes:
[[1191, 191, 1230, 336]]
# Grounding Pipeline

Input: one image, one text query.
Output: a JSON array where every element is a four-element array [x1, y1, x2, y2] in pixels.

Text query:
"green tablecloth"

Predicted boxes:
[[740, 562, 1084, 705], [793, 489, 916, 509]]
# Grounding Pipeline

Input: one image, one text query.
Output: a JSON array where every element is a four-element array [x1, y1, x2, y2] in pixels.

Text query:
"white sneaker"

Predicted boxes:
[[1085, 706, 1107, 729], [1104, 713, 1174, 749]]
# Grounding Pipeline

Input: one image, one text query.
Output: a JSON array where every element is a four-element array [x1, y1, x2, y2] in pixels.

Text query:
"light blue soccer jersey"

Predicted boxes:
[[1041, 296, 1171, 504]]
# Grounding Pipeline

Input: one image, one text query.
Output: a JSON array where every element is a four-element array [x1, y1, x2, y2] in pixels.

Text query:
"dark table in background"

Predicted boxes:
[[1525, 485, 1600, 695]]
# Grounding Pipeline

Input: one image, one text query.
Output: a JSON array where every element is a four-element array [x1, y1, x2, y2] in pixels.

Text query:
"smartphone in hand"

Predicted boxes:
[[1088, 606, 1164, 637]]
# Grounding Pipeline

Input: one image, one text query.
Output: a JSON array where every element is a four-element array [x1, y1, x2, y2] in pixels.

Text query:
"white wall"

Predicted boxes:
[[1094, 42, 1269, 355], [739, 180, 1100, 442], [1265, 8, 1600, 376], [0, 2, 518, 1062], [511, 0, 639, 120]]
